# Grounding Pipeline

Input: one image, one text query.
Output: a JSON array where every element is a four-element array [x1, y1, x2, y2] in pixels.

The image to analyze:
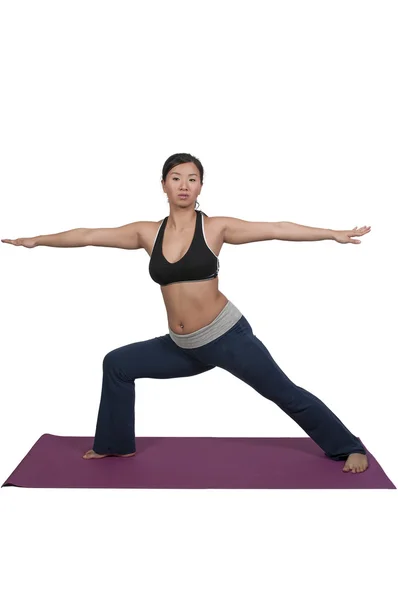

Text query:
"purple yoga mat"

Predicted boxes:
[[1, 434, 395, 489]]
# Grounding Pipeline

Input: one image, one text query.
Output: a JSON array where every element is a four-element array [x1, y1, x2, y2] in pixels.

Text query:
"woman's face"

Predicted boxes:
[[162, 162, 202, 206]]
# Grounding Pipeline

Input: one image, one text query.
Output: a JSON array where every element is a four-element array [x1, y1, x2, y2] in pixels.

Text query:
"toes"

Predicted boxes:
[[343, 464, 355, 472], [343, 461, 368, 473]]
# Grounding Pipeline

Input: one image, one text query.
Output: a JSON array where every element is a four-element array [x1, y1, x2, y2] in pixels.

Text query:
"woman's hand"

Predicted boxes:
[[1, 237, 37, 248], [333, 226, 371, 244]]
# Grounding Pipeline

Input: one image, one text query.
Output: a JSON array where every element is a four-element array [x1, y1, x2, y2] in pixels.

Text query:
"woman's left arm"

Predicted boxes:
[[218, 217, 371, 245], [276, 222, 371, 244]]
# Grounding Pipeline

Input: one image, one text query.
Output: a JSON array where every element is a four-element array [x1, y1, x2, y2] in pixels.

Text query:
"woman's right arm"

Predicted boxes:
[[36, 228, 90, 247], [2, 222, 146, 250]]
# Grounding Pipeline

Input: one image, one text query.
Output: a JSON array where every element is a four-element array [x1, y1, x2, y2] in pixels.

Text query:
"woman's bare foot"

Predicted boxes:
[[82, 449, 136, 459], [343, 453, 368, 473]]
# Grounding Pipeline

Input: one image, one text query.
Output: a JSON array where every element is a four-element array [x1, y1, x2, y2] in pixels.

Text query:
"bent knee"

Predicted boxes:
[[102, 349, 124, 371]]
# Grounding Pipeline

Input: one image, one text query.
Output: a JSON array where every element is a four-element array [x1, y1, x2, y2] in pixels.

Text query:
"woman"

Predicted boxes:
[[2, 152, 371, 473]]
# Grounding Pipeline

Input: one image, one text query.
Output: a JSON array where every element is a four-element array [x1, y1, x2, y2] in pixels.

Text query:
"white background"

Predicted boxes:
[[1, 0, 397, 598]]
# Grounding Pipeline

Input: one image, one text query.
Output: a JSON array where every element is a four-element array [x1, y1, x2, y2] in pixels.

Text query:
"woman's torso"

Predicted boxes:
[[140, 212, 228, 334]]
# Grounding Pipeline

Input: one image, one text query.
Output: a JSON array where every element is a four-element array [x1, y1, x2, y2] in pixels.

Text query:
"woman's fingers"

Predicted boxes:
[[2, 238, 24, 245]]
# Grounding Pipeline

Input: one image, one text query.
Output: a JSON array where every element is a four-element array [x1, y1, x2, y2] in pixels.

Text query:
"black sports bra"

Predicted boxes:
[[148, 210, 219, 286]]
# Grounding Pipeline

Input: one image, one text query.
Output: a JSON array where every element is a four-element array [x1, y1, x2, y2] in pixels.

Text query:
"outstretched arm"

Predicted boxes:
[[273, 222, 371, 244], [218, 217, 371, 244]]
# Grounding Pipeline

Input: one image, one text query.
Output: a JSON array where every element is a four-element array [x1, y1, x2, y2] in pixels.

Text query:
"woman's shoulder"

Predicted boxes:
[[139, 219, 164, 256]]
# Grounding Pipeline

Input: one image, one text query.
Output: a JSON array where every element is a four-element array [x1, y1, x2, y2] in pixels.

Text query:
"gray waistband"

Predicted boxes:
[[168, 300, 242, 349]]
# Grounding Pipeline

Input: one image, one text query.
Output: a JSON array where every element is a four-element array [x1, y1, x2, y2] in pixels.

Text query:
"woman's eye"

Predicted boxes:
[[172, 177, 196, 182]]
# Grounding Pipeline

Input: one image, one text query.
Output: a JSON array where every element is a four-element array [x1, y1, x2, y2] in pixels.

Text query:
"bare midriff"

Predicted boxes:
[[161, 280, 228, 334], [140, 214, 229, 334]]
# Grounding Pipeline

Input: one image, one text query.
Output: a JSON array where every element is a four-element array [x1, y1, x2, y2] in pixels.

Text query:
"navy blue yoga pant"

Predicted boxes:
[[91, 313, 366, 460]]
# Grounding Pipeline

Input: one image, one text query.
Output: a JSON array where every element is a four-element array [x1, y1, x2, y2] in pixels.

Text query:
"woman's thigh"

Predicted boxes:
[[103, 333, 216, 381], [187, 316, 296, 400]]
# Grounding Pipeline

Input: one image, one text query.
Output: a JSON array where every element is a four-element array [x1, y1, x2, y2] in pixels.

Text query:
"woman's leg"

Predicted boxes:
[[188, 315, 366, 461], [91, 334, 215, 455]]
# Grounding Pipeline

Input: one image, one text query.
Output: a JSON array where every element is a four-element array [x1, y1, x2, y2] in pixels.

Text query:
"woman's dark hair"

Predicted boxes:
[[161, 153, 207, 214]]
